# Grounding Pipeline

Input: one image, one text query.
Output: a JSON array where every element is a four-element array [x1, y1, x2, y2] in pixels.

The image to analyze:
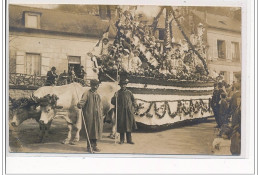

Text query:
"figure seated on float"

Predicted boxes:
[[129, 49, 142, 73], [159, 60, 168, 75], [119, 49, 131, 72], [183, 49, 195, 73], [154, 42, 162, 56], [92, 37, 110, 57]]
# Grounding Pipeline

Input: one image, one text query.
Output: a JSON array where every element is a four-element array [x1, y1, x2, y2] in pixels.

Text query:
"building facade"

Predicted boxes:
[[9, 5, 116, 79], [192, 10, 241, 84], [207, 27, 241, 84]]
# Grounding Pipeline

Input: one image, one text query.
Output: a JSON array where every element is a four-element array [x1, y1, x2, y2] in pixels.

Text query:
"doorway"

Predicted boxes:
[[68, 56, 81, 78]]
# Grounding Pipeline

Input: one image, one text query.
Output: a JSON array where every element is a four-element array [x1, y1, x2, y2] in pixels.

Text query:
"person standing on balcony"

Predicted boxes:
[[45, 67, 58, 86]]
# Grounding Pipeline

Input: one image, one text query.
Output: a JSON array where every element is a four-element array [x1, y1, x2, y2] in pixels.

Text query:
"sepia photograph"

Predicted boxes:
[[8, 4, 242, 156]]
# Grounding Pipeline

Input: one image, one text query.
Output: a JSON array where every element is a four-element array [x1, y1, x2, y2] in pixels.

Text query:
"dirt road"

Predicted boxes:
[[9, 117, 218, 155]]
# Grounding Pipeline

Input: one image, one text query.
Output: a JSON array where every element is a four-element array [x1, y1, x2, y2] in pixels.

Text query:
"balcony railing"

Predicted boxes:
[[9, 73, 87, 90]]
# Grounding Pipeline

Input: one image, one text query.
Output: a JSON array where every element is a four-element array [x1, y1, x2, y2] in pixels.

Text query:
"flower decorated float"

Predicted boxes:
[[90, 6, 214, 130]]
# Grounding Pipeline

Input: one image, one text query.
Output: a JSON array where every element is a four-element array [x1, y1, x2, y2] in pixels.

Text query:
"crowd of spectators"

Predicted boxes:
[[45, 66, 86, 86], [211, 76, 241, 155]]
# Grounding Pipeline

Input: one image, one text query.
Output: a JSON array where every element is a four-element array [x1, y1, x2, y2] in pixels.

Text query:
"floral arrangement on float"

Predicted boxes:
[[89, 6, 214, 85], [89, 6, 215, 129]]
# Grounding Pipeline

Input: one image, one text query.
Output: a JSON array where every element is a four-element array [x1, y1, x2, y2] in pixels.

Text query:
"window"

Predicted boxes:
[[68, 56, 81, 64], [231, 42, 240, 62], [24, 11, 41, 29], [27, 15, 38, 28], [158, 29, 165, 41], [217, 40, 226, 59], [25, 53, 41, 75], [99, 5, 112, 20]]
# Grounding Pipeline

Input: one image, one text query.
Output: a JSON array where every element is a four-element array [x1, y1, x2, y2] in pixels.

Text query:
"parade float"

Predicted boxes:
[[91, 6, 214, 130]]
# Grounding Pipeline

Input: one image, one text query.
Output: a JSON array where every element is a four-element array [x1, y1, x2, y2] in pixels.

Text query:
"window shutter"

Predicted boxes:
[[16, 51, 25, 74], [41, 54, 50, 76], [213, 39, 218, 58]]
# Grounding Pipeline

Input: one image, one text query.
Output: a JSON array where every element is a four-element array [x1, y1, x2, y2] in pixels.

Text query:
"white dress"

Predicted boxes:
[[130, 56, 142, 72], [120, 55, 130, 71]]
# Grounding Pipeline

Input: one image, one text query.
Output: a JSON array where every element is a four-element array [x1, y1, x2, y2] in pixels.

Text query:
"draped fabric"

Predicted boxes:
[[25, 53, 41, 75], [79, 90, 103, 140]]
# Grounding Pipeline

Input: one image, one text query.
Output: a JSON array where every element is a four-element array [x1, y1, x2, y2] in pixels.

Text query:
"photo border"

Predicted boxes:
[[2, 0, 257, 174]]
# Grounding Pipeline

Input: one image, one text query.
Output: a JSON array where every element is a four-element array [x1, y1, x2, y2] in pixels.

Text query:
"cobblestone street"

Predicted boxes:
[[9, 117, 220, 155]]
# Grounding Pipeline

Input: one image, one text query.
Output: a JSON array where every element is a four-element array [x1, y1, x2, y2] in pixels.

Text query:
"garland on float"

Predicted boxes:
[[135, 98, 212, 119], [166, 101, 182, 118]]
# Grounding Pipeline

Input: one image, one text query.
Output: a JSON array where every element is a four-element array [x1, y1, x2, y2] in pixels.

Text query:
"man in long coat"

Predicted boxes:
[[111, 79, 137, 144], [77, 79, 103, 152], [213, 82, 225, 128]]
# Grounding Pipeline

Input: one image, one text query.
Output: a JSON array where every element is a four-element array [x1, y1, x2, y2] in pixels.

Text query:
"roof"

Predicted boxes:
[[9, 4, 117, 38], [191, 10, 241, 33]]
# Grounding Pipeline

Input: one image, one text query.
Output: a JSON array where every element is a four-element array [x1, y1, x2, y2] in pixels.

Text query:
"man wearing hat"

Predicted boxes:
[[45, 66, 58, 86], [77, 79, 103, 152], [111, 79, 137, 144]]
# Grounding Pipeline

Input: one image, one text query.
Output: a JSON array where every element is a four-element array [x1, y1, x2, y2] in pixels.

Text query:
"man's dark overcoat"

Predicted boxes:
[[111, 89, 137, 133]]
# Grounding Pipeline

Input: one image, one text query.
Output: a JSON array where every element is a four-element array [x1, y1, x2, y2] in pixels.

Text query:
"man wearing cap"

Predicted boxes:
[[45, 67, 58, 86], [77, 79, 103, 152], [111, 79, 137, 144]]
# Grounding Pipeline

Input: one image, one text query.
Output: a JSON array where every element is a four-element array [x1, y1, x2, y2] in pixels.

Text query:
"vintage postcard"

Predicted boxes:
[[8, 4, 242, 156]]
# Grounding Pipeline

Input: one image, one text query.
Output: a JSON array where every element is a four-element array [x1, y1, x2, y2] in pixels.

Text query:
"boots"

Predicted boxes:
[[126, 132, 134, 144], [119, 133, 124, 144], [87, 139, 101, 152]]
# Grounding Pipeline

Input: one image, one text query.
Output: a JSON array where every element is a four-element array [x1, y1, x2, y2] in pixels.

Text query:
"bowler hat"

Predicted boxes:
[[118, 79, 129, 85], [90, 79, 100, 86]]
